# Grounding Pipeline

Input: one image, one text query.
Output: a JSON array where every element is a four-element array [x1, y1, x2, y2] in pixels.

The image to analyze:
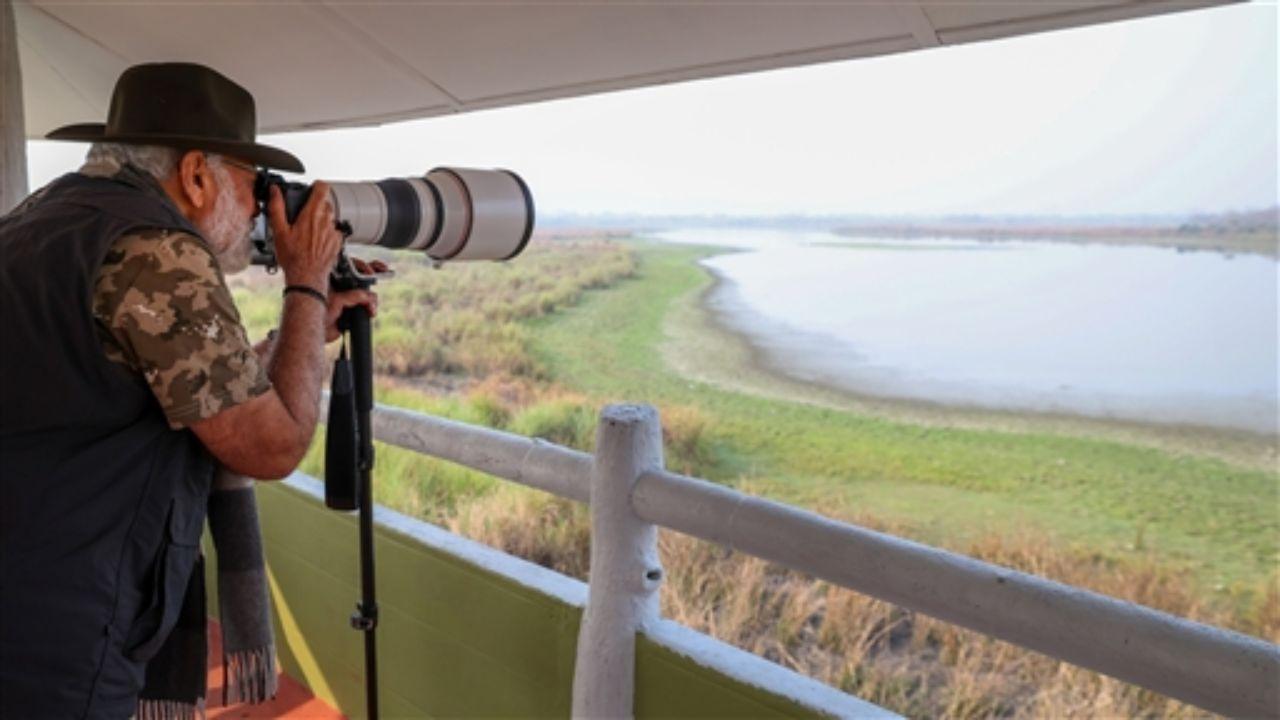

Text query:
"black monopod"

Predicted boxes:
[[323, 253, 381, 720]]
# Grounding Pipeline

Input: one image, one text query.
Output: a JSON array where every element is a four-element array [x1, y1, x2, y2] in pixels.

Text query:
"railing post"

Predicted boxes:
[[2, 0, 30, 214], [572, 404, 665, 719]]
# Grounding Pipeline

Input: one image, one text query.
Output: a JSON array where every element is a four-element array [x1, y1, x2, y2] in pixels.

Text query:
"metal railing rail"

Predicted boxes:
[[367, 401, 1280, 718]]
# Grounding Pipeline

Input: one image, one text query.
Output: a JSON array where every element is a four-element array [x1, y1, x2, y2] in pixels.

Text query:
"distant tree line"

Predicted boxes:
[[1177, 206, 1278, 235]]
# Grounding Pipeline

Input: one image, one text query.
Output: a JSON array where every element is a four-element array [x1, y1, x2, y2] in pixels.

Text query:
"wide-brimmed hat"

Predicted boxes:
[[46, 62, 304, 173]]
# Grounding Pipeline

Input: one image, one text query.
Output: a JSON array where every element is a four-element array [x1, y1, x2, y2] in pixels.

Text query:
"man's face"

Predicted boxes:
[[197, 156, 259, 275]]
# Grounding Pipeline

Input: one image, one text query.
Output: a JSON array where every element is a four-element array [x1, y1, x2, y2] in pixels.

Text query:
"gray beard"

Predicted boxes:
[[199, 168, 254, 275], [212, 231, 253, 275]]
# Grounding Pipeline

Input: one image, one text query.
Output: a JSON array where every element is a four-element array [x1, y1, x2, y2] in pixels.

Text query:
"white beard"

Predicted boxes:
[[198, 164, 254, 275]]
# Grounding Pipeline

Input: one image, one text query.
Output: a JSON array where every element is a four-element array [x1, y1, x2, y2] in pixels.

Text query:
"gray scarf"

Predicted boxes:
[[137, 470, 277, 718]]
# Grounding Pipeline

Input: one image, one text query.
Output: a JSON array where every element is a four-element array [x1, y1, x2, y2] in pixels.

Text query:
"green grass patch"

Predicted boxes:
[[234, 236, 1276, 604], [528, 241, 1279, 591], [231, 240, 636, 378], [235, 234, 1275, 716]]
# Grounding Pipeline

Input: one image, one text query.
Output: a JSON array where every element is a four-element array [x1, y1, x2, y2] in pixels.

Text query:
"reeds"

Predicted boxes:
[[230, 239, 637, 378], [440, 486, 1277, 718], [234, 238, 1276, 718]]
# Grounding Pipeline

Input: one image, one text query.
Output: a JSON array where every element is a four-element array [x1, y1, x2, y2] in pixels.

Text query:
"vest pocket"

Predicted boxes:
[[124, 504, 201, 662]]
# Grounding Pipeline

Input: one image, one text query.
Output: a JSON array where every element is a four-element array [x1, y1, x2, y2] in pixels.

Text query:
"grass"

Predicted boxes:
[[231, 239, 636, 379], [529, 241, 1279, 592], [427, 481, 1278, 718], [230, 235, 1278, 718]]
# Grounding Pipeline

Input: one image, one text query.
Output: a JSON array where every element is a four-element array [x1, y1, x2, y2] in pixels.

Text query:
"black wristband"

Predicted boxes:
[[284, 284, 328, 305]]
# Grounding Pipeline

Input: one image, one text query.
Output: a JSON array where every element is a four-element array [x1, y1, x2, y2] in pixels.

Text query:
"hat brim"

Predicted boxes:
[[46, 123, 306, 173]]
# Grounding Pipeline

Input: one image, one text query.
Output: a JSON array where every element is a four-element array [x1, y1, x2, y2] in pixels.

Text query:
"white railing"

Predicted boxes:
[[369, 401, 1280, 718]]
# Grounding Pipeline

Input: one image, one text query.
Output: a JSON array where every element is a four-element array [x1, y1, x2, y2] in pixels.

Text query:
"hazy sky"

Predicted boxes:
[[26, 2, 1278, 218]]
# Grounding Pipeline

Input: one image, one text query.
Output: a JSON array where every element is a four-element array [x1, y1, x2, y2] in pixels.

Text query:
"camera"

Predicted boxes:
[[251, 167, 535, 265]]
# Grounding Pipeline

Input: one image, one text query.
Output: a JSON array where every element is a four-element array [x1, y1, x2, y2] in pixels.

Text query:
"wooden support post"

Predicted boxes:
[[571, 405, 664, 719], [1, 0, 27, 214]]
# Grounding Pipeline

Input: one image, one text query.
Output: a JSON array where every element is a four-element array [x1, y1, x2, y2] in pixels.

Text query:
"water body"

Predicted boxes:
[[654, 229, 1279, 434]]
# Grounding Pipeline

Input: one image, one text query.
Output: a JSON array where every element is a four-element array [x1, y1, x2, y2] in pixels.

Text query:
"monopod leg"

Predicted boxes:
[[343, 304, 379, 719]]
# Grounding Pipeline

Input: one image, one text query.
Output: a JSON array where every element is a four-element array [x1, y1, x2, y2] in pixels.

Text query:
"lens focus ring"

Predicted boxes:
[[374, 179, 422, 249]]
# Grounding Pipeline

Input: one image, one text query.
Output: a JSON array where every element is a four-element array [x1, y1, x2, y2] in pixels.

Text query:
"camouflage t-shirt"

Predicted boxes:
[[89, 171, 270, 428]]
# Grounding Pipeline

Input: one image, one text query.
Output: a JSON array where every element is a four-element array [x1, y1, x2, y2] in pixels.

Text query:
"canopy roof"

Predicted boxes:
[[16, 0, 1229, 138]]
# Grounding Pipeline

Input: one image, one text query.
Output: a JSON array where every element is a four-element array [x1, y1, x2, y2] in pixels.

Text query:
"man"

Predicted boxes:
[[0, 63, 375, 717]]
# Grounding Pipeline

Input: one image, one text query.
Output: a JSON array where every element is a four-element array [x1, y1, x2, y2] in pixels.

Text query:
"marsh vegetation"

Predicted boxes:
[[230, 237, 1279, 718]]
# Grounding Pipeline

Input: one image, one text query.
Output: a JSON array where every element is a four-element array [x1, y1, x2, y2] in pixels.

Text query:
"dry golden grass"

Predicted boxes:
[[446, 489, 591, 579], [437, 485, 1277, 719], [230, 239, 637, 378], [657, 403, 712, 475], [361, 367, 1275, 718], [245, 238, 1274, 717]]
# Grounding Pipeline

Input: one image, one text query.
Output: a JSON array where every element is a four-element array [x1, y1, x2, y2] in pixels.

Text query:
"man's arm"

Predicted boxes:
[[251, 331, 277, 364], [187, 296, 327, 478], [189, 182, 372, 479]]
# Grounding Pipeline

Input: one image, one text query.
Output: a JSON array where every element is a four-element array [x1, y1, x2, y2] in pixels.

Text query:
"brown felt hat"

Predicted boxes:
[[46, 62, 304, 173]]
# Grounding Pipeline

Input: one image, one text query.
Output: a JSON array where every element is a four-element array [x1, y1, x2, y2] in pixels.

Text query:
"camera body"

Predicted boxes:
[[251, 167, 535, 268], [254, 173, 317, 226]]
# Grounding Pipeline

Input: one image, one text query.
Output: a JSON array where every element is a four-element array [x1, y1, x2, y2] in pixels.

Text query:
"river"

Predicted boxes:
[[653, 228, 1279, 435]]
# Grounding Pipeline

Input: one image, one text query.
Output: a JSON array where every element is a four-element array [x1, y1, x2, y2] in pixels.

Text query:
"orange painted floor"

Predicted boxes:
[[206, 621, 344, 719]]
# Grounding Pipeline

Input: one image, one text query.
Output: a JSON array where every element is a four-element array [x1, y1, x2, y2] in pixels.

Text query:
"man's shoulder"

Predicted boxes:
[[91, 227, 268, 427], [96, 230, 227, 321], [102, 228, 219, 282]]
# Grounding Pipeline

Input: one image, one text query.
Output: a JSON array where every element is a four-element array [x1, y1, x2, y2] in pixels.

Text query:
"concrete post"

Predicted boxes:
[[1, 0, 27, 213], [571, 405, 665, 719]]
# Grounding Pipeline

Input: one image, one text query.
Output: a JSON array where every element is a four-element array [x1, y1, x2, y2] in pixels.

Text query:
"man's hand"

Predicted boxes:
[[267, 181, 344, 291], [326, 289, 379, 342], [325, 257, 385, 341], [352, 257, 391, 276], [192, 182, 350, 480]]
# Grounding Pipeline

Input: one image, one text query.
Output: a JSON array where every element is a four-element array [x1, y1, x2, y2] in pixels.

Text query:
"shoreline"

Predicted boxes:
[[660, 253, 1279, 471]]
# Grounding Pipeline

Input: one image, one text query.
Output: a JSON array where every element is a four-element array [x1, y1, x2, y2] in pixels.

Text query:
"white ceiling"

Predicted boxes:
[[15, 0, 1232, 138]]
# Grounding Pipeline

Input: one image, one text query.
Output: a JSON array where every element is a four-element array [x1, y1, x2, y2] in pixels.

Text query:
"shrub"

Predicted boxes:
[[463, 390, 511, 428], [508, 400, 597, 451], [659, 404, 713, 475]]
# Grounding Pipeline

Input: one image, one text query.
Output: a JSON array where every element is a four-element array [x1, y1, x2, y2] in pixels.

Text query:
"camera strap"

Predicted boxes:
[[325, 339, 360, 511]]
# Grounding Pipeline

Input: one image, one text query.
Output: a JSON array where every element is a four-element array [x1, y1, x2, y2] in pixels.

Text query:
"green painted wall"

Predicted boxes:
[[210, 481, 834, 719], [635, 636, 827, 718]]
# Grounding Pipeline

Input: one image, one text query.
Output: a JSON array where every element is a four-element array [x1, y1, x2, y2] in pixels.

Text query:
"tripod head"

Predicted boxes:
[[330, 251, 382, 293]]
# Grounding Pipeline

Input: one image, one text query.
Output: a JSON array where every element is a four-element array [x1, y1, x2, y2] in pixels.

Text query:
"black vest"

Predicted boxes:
[[0, 173, 215, 719]]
